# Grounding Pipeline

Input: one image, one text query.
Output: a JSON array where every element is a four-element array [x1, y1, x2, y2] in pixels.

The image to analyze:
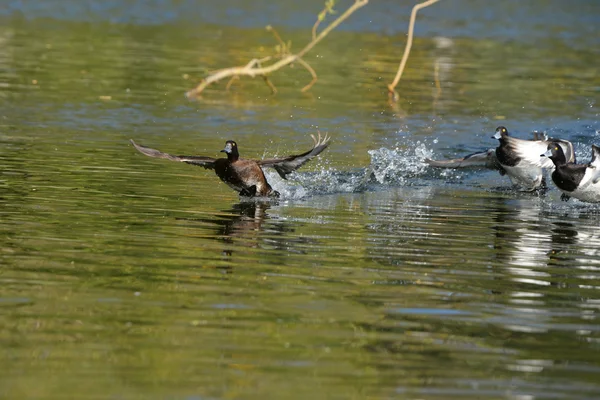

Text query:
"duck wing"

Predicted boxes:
[[424, 132, 552, 172], [590, 144, 600, 184], [425, 149, 502, 171], [505, 137, 550, 168], [529, 132, 575, 163], [258, 132, 330, 179], [507, 134, 575, 168], [130, 140, 217, 169]]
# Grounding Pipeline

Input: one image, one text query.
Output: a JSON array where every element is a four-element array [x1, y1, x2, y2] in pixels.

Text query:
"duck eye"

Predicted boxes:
[[502, 128, 506, 132]]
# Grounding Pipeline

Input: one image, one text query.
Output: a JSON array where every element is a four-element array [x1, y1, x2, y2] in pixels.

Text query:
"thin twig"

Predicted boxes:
[[312, 18, 322, 41], [432, 59, 442, 111], [296, 58, 318, 92], [225, 75, 240, 91], [266, 25, 287, 50], [434, 60, 441, 95], [387, 0, 441, 102], [186, 0, 369, 98], [312, 0, 337, 40], [263, 75, 278, 94]]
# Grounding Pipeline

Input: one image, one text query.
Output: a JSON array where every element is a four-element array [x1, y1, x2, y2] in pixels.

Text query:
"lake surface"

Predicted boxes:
[[2, 1, 600, 399]]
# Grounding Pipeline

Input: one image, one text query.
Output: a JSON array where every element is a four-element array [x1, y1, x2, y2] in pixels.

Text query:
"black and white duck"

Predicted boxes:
[[542, 143, 600, 203], [426, 127, 575, 191]]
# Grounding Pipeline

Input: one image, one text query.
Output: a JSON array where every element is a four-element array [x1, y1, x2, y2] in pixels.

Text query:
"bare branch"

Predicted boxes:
[[266, 25, 287, 52], [225, 75, 240, 91], [387, 0, 441, 102], [312, 0, 337, 40], [296, 58, 318, 92], [186, 0, 369, 99], [263, 75, 278, 94], [312, 18, 322, 42], [434, 60, 442, 96]]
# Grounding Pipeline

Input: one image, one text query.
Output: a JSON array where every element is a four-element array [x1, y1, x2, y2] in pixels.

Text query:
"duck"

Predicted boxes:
[[426, 127, 575, 191], [426, 131, 554, 173], [130, 132, 330, 198], [542, 143, 600, 203], [492, 126, 576, 191]]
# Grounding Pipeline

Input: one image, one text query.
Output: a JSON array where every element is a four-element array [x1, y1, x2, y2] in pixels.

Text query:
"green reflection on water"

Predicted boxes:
[[1, 9, 600, 400]]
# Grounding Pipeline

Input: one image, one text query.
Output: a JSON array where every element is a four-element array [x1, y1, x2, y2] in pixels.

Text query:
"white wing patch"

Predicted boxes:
[[510, 138, 553, 169], [590, 145, 600, 184]]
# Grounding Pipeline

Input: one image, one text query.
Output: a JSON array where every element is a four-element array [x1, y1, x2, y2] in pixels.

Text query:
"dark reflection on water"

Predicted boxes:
[[175, 200, 317, 266], [2, 1, 600, 399]]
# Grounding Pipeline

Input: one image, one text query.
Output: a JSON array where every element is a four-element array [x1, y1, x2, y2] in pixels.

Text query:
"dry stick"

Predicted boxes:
[[266, 25, 287, 49], [186, 0, 369, 99], [263, 75, 278, 94], [432, 60, 442, 110], [296, 58, 318, 92], [434, 60, 442, 96], [312, 0, 337, 40], [225, 75, 240, 91], [264, 25, 318, 93], [387, 0, 441, 102], [312, 17, 322, 41]]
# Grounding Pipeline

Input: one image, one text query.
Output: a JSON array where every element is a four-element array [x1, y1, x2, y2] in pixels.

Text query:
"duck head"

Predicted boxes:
[[492, 126, 509, 140], [221, 140, 239, 160], [541, 143, 566, 166]]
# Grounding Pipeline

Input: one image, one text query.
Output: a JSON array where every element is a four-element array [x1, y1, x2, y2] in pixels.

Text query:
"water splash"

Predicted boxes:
[[366, 141, 434, 185], [267, 141, 438, 199], [267, 168, 369, 200]]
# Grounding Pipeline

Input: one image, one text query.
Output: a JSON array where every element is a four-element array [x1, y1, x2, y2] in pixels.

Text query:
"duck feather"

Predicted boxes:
[[258, 132, 331, 179]]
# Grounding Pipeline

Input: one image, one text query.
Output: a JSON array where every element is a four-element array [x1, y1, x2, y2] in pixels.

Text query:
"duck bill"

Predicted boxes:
[[492, 131, 502, 140], [541, 149, 552, 157], [221, 143, 232, 154]]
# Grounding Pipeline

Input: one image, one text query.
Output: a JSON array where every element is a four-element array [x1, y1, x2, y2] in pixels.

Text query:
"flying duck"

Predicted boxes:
[[542, 143, 600, 203], [130, 133, 330, 198], [426, 127, 575, 191]]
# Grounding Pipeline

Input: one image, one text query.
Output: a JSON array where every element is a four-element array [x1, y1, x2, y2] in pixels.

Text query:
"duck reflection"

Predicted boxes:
[[177, 201, 275, 261], [493, 200, 600, 274], [176, 200, 314, 270], [491, 200, 600, 332], [547, 220, 578, 267], [492, 198, 552, 270], [216, 201, 272, 248], [548, 214, 600, 269]]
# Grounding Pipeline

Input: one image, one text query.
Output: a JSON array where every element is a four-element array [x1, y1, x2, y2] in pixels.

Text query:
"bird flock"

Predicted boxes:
[[426, 126, 600, 203], [131, 127, 599, 203]]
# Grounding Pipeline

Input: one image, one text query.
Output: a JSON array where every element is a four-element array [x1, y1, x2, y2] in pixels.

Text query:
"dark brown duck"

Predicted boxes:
[[130, 133, 330, 197]]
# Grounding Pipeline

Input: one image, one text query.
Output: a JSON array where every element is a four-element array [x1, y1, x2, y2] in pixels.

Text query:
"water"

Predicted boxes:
[[2, 1, 600, 399]]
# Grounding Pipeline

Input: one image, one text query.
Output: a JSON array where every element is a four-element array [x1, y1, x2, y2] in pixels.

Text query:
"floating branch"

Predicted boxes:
[[186, 0, 369, 99], [387, 0, 441, 102]]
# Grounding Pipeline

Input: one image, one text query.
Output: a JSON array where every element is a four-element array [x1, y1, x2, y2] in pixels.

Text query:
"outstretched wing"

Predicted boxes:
[[508, 136, 575, 169], [425, 149, 503, 171], [258, 132, 331, 179], [590, 144, 600, 184], [425, 131, 547, 172], [528, 131, 575, 163], [130, 139, 217, 169]]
